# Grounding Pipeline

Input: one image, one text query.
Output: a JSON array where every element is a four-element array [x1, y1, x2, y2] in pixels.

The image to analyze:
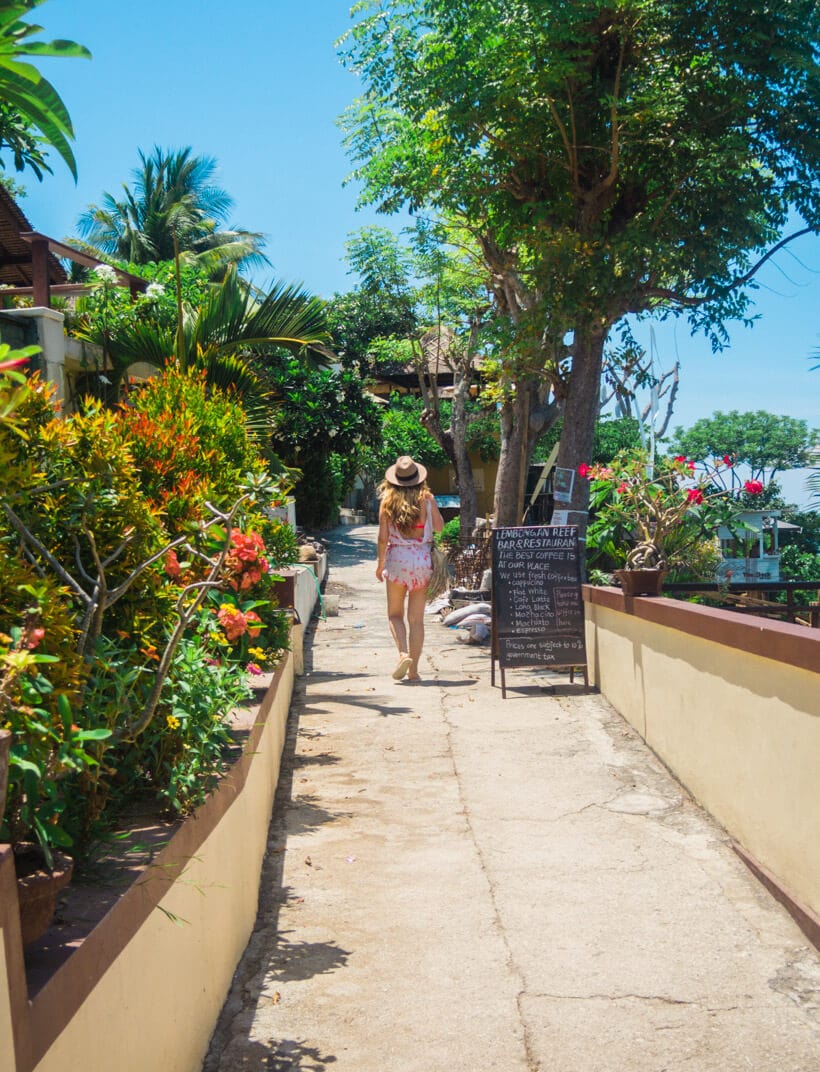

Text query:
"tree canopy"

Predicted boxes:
[[672, 410, 816, 484], [340, 0, 820, 525]]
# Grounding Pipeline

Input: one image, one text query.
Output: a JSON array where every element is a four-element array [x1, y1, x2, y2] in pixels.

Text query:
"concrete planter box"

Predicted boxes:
[[0, 651, 296, 1072], [270, 554, 327, 674]]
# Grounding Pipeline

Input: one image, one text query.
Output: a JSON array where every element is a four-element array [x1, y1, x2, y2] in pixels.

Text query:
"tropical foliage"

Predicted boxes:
[[69, 262, 332, 405], [259, 355, 383, 528], [584, 449, 764, 575], [342, 222, 496, 535], [0, 0, 89, 179], [1, 368, 295, 860], [672, 411, 815, 486]]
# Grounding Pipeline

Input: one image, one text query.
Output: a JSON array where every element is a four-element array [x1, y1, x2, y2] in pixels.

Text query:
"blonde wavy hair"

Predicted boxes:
[[378, 479, 428, 536]]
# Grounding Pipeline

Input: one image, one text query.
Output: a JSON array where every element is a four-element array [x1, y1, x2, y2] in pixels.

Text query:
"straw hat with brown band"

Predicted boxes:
[[384, 455, 427, 487]]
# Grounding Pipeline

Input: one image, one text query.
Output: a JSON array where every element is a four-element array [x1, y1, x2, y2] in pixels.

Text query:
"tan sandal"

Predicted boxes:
[[392, 655, 412, 680]]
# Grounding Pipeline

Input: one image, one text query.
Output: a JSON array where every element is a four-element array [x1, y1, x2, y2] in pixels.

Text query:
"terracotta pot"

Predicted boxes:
[[0, 728, 10, 832], [614, 568, 667, 597], [14, 845, 74, 946]]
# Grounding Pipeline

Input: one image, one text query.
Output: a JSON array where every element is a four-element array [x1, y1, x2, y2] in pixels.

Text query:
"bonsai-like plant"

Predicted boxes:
[[582, 450, 765, 574]]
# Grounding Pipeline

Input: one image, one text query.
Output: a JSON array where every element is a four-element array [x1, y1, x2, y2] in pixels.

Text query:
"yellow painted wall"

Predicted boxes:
[[586, 603, 820, 917], [427, 453, 499, 519]]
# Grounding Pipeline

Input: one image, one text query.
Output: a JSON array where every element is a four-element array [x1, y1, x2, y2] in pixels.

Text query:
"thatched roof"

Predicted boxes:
[[0, 184, 67, 288], [0, 184, 147, 304]]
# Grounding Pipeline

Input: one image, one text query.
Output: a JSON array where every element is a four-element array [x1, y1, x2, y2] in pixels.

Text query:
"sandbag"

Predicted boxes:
[[443, 602, 492, 627]]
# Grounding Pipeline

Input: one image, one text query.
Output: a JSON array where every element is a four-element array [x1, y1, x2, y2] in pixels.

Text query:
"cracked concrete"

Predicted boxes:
[[203, 524, 818, 1072]]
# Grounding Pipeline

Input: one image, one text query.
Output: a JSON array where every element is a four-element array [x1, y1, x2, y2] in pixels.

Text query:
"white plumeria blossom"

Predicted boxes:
[[145, 282, 165, 299], [93, 265, 118, 284]]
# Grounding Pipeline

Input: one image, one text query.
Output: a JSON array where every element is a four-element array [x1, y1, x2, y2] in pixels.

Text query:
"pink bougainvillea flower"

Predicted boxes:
[[674, 455, 686, 463], [744, 480, 764, 495], [617, 482, 628, 494], [686, 488, 704, 504], [578, 463, 591, 478], [246, 662, 263, 675]]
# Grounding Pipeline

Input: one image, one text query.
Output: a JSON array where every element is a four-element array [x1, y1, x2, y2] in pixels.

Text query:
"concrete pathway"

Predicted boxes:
[[203, 525, 819, 1072]]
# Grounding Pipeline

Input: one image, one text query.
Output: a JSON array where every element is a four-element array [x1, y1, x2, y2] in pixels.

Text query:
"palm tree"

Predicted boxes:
[[76, 147, 268, 278], [0, 0, 90, 179], [74, 267, 334, 413]]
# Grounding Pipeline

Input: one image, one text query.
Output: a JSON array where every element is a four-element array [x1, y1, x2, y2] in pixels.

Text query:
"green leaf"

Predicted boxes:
[[73, 728, 113, 742]]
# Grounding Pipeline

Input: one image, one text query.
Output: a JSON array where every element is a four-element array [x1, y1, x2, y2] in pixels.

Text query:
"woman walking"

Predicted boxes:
[[376, 456, 444, 681]]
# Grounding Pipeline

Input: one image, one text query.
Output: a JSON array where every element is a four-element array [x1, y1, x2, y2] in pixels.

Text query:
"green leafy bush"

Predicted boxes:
[[437, 517, 461, 547], [2, 369, 293, 861], [259, 516, 299, 566], [138, 631, 252, 815]]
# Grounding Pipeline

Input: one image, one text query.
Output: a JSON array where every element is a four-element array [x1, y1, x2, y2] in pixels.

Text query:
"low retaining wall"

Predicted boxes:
[[0, 651, 295, 1072], [584, 586, 820, 934], [272, 554, 328, 674]]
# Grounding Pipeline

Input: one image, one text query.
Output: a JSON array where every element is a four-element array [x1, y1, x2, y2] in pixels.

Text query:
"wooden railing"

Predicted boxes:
[[662, 580, 820, 626]]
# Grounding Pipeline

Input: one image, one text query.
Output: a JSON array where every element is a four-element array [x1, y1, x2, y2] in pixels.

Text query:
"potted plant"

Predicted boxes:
[[581, 450, 765, 595]]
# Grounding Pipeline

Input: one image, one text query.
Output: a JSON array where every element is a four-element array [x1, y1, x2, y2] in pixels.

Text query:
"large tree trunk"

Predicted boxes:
[[494, 376, 562, 527], [494, 384, 532, 526], [555, 323, 609, 544], [448, 376, 479, 541]]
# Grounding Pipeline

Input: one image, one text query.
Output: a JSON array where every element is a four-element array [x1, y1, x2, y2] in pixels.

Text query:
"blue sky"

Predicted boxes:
[[16, 0, 820, 504]]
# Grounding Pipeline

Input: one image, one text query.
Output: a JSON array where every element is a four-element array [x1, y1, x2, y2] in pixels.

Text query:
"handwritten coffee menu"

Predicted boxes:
[[492, 526, 586, 668]]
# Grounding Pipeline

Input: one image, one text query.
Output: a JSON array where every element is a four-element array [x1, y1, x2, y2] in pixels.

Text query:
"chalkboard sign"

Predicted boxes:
[[491, 526, 587, 695]]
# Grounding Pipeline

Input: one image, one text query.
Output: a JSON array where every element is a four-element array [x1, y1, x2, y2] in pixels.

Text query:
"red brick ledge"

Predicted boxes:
[[583, 585, 820, 676], [4, 652, 292, 1072]]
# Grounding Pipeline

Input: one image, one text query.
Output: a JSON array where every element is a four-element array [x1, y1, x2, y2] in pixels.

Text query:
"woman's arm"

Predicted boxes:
[[376, 506, 389, 581], [427, 492, 445, 533]]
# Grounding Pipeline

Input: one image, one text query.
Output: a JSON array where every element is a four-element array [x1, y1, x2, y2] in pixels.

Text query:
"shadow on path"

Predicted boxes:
[[223, 1039, 338, 1071], [319, 526, 376, 568], [202, 620, 349, 1072]]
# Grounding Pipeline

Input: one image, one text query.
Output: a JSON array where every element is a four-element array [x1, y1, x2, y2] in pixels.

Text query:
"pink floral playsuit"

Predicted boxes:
[[384, 502, 433, 592]]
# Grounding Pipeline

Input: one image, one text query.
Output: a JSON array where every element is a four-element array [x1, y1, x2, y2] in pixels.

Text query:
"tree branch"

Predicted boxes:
[[2, 503, 91, 605]]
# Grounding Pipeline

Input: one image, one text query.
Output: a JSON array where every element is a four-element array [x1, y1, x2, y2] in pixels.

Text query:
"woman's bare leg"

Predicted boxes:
[[406, 587, 427, 678], [385, 580, 409, 657]]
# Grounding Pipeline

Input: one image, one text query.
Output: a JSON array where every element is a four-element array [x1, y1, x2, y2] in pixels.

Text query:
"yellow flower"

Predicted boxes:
[[166, 715, 180, 730], [248, 647, 266, 660]]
